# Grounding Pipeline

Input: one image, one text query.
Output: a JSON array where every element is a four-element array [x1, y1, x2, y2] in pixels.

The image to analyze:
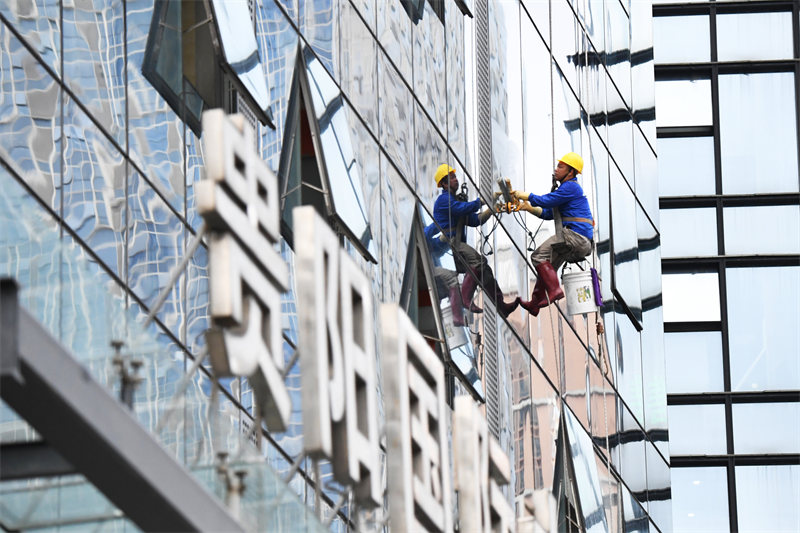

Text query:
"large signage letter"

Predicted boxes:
[[382, 304, 452, 533]]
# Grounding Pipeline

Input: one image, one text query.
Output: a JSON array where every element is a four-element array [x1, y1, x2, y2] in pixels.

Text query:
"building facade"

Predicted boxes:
[[652, 1, 800, 531], [1, 0, 671, 531]]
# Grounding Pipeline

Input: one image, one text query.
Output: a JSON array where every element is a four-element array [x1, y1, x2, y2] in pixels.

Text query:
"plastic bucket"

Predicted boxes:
[[563, 270, 597, 315]]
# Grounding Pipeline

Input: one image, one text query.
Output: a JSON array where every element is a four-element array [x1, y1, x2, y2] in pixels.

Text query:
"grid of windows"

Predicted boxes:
[[654, 1, 800, 530]]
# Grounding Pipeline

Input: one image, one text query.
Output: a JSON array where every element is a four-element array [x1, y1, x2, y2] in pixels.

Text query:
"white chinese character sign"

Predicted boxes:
[[454, 396, 515, 533], [199, 110, 291, 432], [382, 303, 453, 532], [294, 206, 381, 508]]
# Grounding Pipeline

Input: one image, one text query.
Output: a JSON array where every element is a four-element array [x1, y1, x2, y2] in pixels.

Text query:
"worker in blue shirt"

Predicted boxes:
[[423, 222, 467, 326], [512, 152, 594, 316], [433, 164, 519, 318]]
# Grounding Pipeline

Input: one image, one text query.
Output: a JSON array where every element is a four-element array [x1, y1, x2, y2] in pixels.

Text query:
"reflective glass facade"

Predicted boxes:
[[654, 1, 800, 531], [1, 0, 670, 530]]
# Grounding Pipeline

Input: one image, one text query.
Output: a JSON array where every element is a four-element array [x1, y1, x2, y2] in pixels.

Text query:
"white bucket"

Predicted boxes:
[[563, 270, 597, 316]]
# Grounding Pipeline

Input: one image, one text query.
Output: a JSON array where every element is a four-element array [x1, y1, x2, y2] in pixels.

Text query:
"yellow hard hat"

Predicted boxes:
[[434, 164, 455, 186], [558, 152, 584, 174]]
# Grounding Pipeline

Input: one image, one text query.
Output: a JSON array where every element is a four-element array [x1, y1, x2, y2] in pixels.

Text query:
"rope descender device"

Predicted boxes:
[[495, 178, 523, 213]]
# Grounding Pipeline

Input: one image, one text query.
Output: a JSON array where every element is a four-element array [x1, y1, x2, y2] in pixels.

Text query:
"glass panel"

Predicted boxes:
[[667, 404, 727, 455], [727, 267, 800, 391], [733, 403, 800, 454], [62, 94, 127, 278], [550, 0, 580, 94], [724, 205, 800, 255], [630, 0, 655, 146], [376, 0, 412, 81], [610, 167, 641, 323], [736, 465, 800, 533], [340, 2, 378, 133], [62, 0, 126, 146], [521, 0, 549, 45], [671, 467, 730, 532], [719, 72, 799, 194], [662, 272, 720, 322], [380, 153, 415, 303], [0, 24, 61, 212], [521, 14, 554, 190], [717, 12, 794, 62], [127, 0, 186, 213], [445, 0, 468, 166], [564, 408, 610, 533], [607, 79, 634, 186], [412, 0, 445, 127], [656, 136, 715, 197], [645, 443, 672, 533], [211, 0, 271, 113], [304, 49, 375, 258], [298, 0, 339, 81], [127, 169, 184, 338], [0, 1, 61, 75], [654, 79, 712, 127], [659, 208, 717, 258], [652, 15, 710, 64], [664, 331, 724, 393], [605, 0, 631, 107], [414, 101, 446, 212], [620, 475, 648, 532], [378, 52, 414, 181]]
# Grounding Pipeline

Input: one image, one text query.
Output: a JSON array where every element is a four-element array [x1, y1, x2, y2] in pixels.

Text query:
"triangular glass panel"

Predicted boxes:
[[401, 205, 485, 401], [277, 45, 376, 262]]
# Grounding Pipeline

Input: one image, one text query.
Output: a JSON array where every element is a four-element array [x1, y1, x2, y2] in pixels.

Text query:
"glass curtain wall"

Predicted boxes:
[[1, 0, 670, 530], [654, 1, 800, 531]]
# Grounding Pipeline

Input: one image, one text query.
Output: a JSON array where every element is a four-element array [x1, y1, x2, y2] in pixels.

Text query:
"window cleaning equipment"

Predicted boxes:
[[562, 267, 599, 316], [562, 270, 595, 315]]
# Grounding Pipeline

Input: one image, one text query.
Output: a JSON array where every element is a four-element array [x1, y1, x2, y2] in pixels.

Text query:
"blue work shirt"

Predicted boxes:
[[423, 223, 450, 265], [527, 179, 594, 240], [433, 190, 482, 243]]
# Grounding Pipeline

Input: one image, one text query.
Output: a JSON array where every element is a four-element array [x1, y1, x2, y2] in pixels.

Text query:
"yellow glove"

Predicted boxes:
[[512, 190, 529, 202], [478, 207, 493, 224], [521, 202, 543, 217]]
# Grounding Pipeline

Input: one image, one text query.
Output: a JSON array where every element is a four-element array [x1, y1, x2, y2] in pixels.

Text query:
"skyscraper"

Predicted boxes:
[[653, 1, 800, 531]]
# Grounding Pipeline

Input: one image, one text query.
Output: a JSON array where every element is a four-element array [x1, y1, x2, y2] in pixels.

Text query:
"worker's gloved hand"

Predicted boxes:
[[493, 190, 503, 200], [522, 202, 543, 217], [478, 207, 493, 224], [512, 190, 529, 202]]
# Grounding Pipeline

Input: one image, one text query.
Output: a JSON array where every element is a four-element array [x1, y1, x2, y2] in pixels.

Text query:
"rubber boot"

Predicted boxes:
[[484, 276, 520, 318], [536, 261, 564, 304], [519, 278, 546, 316], [495, 293, 520, 318], [460, 270, 483, 314], [449, 286, 466, 327]]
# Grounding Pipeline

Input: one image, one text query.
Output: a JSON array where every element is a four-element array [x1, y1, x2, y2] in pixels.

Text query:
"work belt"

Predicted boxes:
[[562, 216, 594, 226]]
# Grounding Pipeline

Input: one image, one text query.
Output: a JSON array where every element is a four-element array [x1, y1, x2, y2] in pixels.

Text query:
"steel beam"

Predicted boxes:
[[0, 279, 244, 533], [0, 441, 75, 480]]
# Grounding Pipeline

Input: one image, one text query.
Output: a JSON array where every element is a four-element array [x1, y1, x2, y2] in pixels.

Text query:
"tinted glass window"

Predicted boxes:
[[736, 465, 800, 532], [655, 79, 712, 127], [662, 272, 720, 322], [668, 404, 727, 455], [671, 467, 730, 532], [733, 403, 800, 454], [657, 136, 716, 197], [659, 208, 717, 258], [719, 72, 799, 194], [665, 331, 724, 393], [724, 206, 800, 255], [727, 267, 800, 391], [653, 15, 710, 64], [717, 12, 794, 61]]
